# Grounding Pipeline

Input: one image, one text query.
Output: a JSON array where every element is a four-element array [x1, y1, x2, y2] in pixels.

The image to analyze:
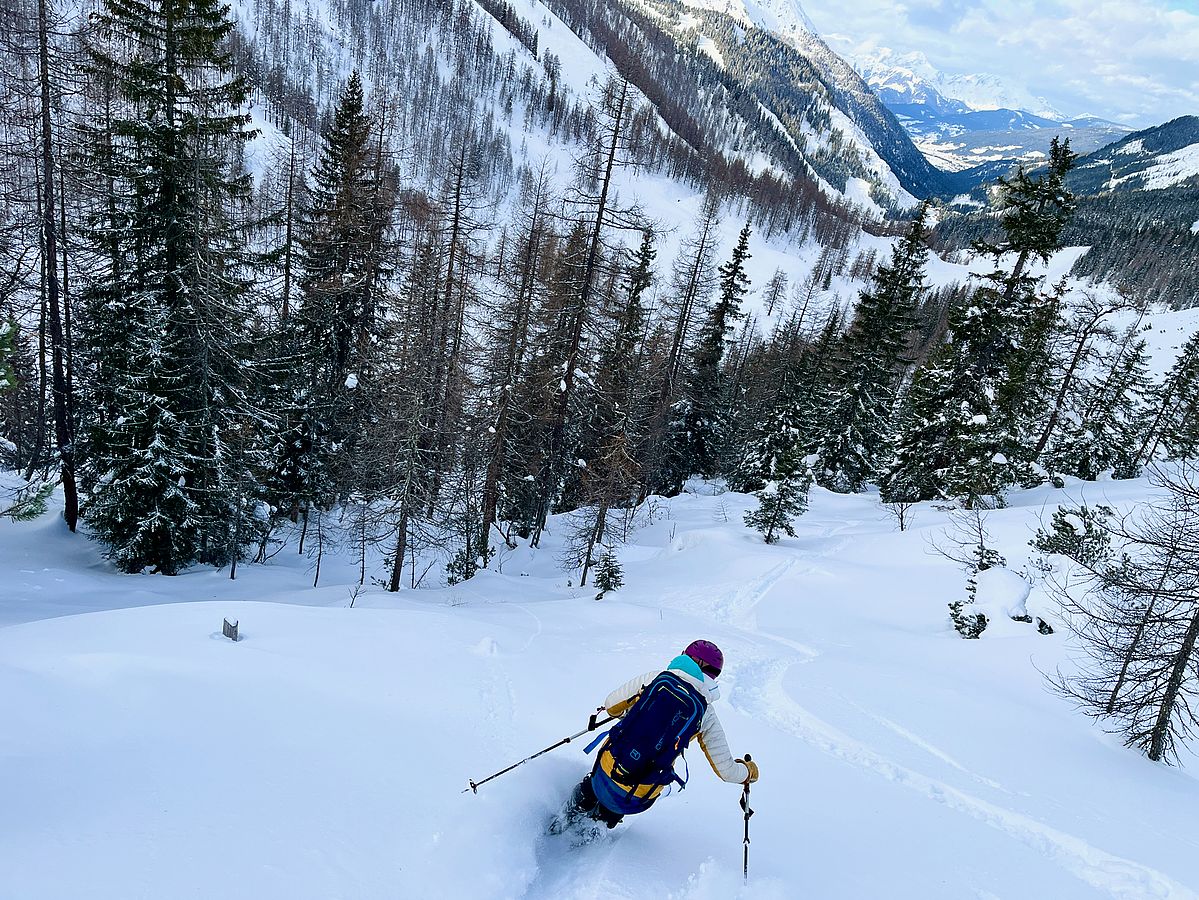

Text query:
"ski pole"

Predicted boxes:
[[463, 712, 615, 795], [740, 753, 755, 884]]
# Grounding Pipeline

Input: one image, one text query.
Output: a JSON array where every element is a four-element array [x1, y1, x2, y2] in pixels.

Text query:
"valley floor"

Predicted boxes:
[[2, 477, 1198, 899]]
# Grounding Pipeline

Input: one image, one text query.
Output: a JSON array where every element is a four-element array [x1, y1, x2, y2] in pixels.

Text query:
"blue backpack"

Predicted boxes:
[[591, 670, 708, 790]]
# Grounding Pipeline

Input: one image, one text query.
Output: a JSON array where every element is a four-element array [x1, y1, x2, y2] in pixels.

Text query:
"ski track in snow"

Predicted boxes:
[[861, 709, 1010, 794], [688, 513, 1199, 900], [730, 635, 1197, 900]]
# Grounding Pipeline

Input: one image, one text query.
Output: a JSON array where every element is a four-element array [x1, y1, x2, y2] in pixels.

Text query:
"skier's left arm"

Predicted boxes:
[[695, 708, 754, 784]]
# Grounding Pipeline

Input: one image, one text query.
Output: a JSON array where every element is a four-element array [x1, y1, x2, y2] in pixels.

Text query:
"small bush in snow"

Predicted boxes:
[[1031, 503, 1113, 566], [446, 523, 494, 586], [949, 599, 988, 639], [934, 508, 1006, 639]]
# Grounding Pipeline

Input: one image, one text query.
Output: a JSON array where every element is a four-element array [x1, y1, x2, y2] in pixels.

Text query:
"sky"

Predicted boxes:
[[800, 0, 1199, 126]]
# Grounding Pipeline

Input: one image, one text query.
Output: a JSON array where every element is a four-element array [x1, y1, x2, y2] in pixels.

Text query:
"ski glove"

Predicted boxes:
[[736, 757, 759, 784]]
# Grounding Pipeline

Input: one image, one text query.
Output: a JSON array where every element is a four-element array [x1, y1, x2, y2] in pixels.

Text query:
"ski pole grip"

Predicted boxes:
[[588, 711, 601, 731]]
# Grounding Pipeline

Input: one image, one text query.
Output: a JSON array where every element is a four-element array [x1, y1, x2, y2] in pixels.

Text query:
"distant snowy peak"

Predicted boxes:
[[851, 48, 1065, 121], [681, 0, 815, 39]]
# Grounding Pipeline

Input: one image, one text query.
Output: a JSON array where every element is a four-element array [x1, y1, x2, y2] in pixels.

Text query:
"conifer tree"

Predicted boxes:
[[744, 449, 812, 544], [884, 144, 1078, 507], [268, 72, 391, 520], [810, 205, 929, 493], [979, 138, 1079, 470], [881, 296, 1013, 508], [593, 548, 624, 599], [729, 389, 809, 495], [1141, 332, 1199, 463], [85, 303, 203, 573], [983, 138, 1079, 302], [670, 221, 752, 484], [570, 229, 655, 585], [79, 0, 261, 572], [1046, 337, 1150, 481]]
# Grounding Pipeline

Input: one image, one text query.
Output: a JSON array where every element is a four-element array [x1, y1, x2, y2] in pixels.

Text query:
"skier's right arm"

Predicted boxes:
[[603, 671, 658, 718]]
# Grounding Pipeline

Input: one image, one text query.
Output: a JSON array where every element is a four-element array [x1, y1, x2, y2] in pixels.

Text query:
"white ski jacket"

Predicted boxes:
[[602, 665, 751, 785]]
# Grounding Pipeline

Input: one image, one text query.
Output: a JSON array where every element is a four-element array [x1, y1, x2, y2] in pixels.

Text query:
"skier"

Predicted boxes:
[[557, 639, 759, 831]]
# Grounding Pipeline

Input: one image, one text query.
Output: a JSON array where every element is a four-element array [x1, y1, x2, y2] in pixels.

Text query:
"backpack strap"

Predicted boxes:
[[672, 749, 691, 790], [584, 729, 610, 755]]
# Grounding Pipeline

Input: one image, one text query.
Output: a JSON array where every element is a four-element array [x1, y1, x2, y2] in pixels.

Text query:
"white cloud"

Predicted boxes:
[[801, 0, 1199, 125]]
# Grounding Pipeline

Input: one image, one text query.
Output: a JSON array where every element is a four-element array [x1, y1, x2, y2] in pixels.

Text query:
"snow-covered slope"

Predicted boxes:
[[1071, 116, 1199, 194], [6, 424, 1199, 897], [681, 0, 816, 38]]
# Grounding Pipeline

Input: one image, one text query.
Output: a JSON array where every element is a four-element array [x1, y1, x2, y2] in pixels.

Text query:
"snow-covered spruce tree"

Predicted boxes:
[[593, 548, 624, 600], [810, 203, 929, 493], [1030, 503, 1113, 568], [267, 72, 392, 522], [1056, 466, 1199, 762], [880, 295, 1014, 509], [670, 221, 751, 484], [728, 306, 843, 495], [982, 138, 1079, 306], [891, 138, 1080, 507], [744, 450, 812, 545], [728, 386, 809, 494], [1045, 333, 1150, 481], [1140, 331, 1199, 464], [78, 0, 262, 573], [883, 141, 1076, 505], [84, 303, 201, 573], [979, 137, 1078, 474]]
